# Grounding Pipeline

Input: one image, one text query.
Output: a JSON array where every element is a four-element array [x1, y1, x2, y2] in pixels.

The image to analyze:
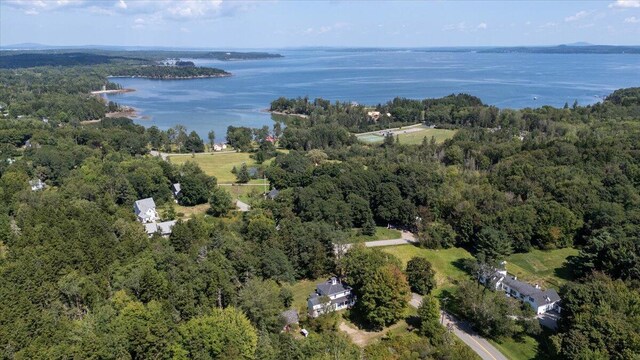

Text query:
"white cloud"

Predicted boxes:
[[3, 0, 257, 20], [624, 16, 639, 23], [180, 27, 191, 33], [443, 22, 466, 32], [303, 22, 350, 35], [565, 10, 590, 22], [477, 22, 487, 30], [540, 22, 558, 29], [609, 0, 640, 8], [4, 0, 85, 14]]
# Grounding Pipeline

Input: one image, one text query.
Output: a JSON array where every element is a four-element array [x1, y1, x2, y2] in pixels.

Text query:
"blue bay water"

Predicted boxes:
[[105, 49, 640, 141]]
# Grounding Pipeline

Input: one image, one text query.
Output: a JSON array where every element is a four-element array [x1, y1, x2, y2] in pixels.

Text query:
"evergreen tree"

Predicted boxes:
[[418, 295, 444, 343], [236, 163, 250, 184]]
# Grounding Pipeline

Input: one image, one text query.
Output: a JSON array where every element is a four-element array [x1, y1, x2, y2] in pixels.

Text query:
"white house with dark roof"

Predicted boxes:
[[307, 277, 356, 318], [134, 198, 159, 223], [481, 267, 561, 315], [144, 220, 177, 237]]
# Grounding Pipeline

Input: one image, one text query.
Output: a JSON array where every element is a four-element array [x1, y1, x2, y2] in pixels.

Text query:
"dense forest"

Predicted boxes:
[[0, 63, 229, 121], [0, 57, 639, 359], [107, 65, 229, 79], [0, 50, 282, 69]]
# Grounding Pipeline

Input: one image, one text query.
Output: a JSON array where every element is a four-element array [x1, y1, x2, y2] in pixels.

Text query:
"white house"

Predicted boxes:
[[29, 179, 45, 191], [212, 143, 227, 152], [134, 198, 159, 223], [307, 277, 356, 318], [481, 267, 561, 315], [171, 183, 181, 198], [144, 220, 177, 237]]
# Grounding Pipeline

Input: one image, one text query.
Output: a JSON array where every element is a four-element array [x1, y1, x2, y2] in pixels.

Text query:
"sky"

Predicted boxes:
[[1, 0, 639, 48]]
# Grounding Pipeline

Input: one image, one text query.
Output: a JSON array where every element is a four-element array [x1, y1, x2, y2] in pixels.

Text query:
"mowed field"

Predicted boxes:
[[381, 246, 474, 296], [167, 152, 262, 183], [506, 247, 578, 289], [356, 124, 457, 145]]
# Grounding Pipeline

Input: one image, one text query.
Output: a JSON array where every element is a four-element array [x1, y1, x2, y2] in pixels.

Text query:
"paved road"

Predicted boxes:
[[409, 294, 507, 360], [235, 199, 251, 212], [335, 230, 417, 254]]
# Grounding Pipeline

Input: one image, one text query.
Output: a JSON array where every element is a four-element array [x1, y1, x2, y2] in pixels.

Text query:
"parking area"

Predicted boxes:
[[538, 311, 560, 330]]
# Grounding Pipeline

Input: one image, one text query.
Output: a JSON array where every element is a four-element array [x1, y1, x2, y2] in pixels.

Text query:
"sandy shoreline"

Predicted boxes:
[[91, 88, 135, 95]]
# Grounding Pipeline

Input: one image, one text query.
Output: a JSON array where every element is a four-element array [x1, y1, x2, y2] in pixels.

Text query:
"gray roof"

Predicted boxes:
[[267, 188, 280, 199], [308, 293, 353, 307], [172, 183, 181, 194], [134, 198, 156, 215], [501, 274, 561, 305], [281, 309, 299, 325], [144, 220, 177, 235], [502, 275, 539, 297], [316, 278, 351, 297], [531, 289, 561, 305], [248, 167, 258, 177]]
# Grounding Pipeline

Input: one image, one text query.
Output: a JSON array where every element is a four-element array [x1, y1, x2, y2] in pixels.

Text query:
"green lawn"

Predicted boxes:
[[381, 246, 474, 296], [167, 152, 260, 183], [348, 227, 402, 243], [489, 336, 539, 360], [356, 125, 457, 145], [396, 128, 457, 145], [506, 248, 578, 290], [289, 279, 320, 311]]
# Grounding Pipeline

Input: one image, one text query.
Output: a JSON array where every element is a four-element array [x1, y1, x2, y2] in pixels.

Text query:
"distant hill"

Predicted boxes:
[[479, 45, 640, 54], [0, 49, 283, 69], [563, 42, 594, 47]]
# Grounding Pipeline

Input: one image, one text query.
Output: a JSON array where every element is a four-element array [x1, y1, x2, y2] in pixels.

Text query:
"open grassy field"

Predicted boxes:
[[397, 128, 457, 145], [506, 247, 578, 289], [381, 246, 474, 296], [348, 227, 402, 243], [490, 336, 539, 360], [167, 152, 261, 183], [289, 279, 320, 311], [356, 124, 457, 145]]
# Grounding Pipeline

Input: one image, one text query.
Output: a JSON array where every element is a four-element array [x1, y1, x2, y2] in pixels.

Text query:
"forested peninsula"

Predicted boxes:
[[107, 65, 229, 79]]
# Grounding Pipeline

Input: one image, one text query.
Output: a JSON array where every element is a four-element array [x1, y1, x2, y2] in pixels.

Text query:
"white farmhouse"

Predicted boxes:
[[307, 277, 356, 318], [481, 267, 561, 315], [134, 198, 159, 223]]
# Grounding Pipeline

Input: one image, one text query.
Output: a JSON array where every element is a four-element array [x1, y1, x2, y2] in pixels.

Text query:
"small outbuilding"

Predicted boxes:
[[171, 183, 181, 198], [29, 179, 45, 191]]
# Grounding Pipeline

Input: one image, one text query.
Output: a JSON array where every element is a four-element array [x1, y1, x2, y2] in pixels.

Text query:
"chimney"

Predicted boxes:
[[331, 277, 337, 285]]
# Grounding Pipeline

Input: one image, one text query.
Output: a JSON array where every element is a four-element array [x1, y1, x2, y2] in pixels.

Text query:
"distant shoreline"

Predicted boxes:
[[107, 73, 231, 80], [91, 88, 135, 95]]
